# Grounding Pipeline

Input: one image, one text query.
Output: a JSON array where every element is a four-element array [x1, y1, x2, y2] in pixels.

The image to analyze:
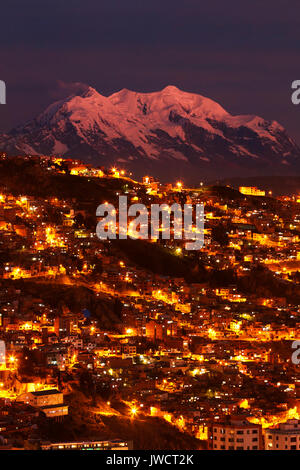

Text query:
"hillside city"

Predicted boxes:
[[0, 155, 300, 450]]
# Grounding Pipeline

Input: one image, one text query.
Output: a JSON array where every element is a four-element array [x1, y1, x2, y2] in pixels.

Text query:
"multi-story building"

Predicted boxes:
[[239, 186, 265, 197], [265, 419, 300, 450], [17, 389, 68, 419], [54, 315, 74, 338], [41, 439, 132, 450], [208, 416, 262, 450]]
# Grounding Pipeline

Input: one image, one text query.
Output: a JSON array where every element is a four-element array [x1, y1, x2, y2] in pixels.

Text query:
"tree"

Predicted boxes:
[[211, 224, 229, 246]]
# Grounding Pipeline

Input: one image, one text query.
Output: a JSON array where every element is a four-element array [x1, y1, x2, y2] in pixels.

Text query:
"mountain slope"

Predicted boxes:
[[1, 85, 300, 182]]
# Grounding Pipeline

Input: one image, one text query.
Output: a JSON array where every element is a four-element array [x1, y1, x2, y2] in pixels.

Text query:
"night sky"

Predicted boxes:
[[0, 0, 300, 142]]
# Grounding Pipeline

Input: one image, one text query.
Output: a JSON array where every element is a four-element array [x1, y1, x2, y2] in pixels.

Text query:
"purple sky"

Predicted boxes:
[[0, 0, 300, 142]]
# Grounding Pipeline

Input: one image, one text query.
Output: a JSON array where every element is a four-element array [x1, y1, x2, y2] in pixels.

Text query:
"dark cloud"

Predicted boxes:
[[50, 81, 90, 100]]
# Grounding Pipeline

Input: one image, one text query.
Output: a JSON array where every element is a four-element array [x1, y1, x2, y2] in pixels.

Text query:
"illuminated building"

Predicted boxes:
[[239, 186, 265, 197], [54, 315, 74, 338], [265, 419, 300, 450], [17, 389, 68, 419], [143, 176, 154, 185], [41, 439, 131, 450], [208, 416, 262, 450], [0, 341, 5, 367]]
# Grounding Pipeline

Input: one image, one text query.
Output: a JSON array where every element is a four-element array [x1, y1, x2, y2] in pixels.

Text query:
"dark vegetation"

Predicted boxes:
[[238, 265, 300, 304], [1, 279, 122, 329], [38, 392, 203, 450], [0, 157, 132, 203], [115, 239, 208, 283]]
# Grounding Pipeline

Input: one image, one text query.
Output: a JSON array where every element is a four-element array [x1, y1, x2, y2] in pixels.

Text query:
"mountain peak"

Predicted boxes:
[[161, 85, 181, 93], [108, 85, 228, 120], [79, 85, 99, 98], [1, 84, 299, 182]]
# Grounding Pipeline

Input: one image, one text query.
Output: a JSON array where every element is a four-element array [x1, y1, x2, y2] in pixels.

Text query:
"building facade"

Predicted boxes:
[[208, 416, 262, 450], [265, 419, 300, 450]]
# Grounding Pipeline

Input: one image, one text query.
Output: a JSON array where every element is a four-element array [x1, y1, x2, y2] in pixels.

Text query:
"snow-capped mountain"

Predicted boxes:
[[1, 85, 300, 182]]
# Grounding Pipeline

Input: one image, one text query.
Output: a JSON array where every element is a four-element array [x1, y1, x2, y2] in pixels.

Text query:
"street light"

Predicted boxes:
[[130, 406, 138, 417]]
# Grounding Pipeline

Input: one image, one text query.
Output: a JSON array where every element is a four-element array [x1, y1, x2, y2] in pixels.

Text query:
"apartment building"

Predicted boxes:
[[208, 416, 262, 450], [265, 419, 300, 450], [17, 389, 68, 419]]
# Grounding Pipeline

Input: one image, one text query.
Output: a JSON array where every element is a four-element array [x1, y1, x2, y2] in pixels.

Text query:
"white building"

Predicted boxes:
[[209, 416, 262, 450], [0, 341, 5, 366], [265, 419, 300, 450]]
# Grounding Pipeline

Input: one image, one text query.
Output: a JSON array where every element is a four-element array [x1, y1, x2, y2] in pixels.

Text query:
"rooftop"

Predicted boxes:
[[31, 389, 61, 397]]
